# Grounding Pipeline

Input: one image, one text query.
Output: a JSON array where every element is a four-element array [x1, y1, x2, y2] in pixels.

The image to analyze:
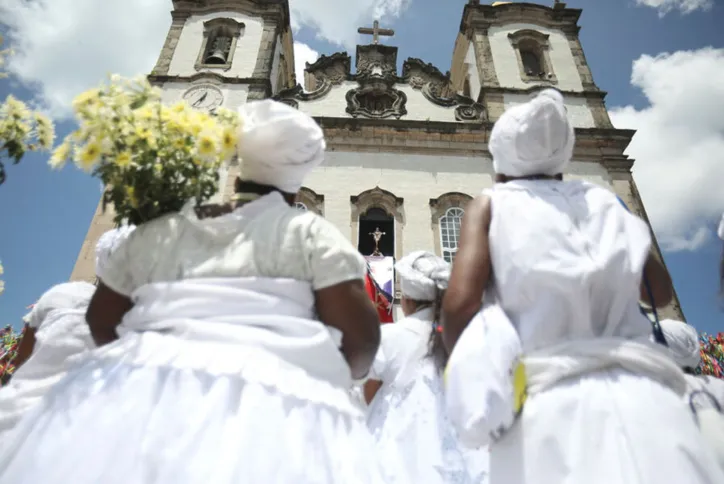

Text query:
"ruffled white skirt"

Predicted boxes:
[[490, 368, 724, 484], [367, 358, 489, 483], [0, 332, 388, 484]]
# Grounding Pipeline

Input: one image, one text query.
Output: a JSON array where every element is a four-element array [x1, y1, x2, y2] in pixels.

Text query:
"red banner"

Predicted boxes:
[[365, 272, 394, 324]]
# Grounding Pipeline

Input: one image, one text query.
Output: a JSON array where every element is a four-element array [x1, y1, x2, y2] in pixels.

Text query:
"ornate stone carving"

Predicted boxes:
[[354, 44, 398, 82], [305, 52, 351, 90], [346, 45, 407, 119], [401, 58, 451, 96], [272, 80, 335, 108], [454, 103, 487, 122], [400, 57, 486, 122], [345, 87, 407, 119]]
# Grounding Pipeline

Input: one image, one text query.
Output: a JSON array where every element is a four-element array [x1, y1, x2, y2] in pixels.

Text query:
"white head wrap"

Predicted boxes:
[[23, 282, 95, 329], [489, 89, 575, 177], [396, 251, 451, 302], [660, 319, 701, 369], [237, 100, 325, 193], [95, 225, 136, 281]]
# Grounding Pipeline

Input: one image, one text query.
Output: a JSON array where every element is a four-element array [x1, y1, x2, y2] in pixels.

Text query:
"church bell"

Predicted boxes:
[[204, 49, 227, 65]]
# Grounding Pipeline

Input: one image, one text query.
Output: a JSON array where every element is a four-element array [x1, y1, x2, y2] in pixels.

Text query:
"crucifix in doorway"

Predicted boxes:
[[357, 20, 395, 45], [369, 227, 386, 256]]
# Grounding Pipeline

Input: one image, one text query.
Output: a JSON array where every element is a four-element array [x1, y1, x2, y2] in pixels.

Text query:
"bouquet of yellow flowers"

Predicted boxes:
[[49, 75, 240, 225], [0, 34, 55, 185], [0, 96, 55, 185]]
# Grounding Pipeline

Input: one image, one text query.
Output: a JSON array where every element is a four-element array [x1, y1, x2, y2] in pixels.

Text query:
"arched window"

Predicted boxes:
[[439, 207, 464, 263], [351, 187, 404, 260], [295, 187, 325, 215], [430, 192, 471, 261], [195, 18, 245, 71], [508, 30, 557, 84], [520, 48, 543, 76]]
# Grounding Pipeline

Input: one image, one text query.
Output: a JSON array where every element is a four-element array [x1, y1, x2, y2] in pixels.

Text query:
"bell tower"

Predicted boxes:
[[68, 0, 296, 284], [149, 0, 295, 105]]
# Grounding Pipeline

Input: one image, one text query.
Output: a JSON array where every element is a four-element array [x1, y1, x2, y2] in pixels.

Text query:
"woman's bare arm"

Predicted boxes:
[[442, 195, 493, 353], [315, 280, 381, 380], [639, 252, 673, 308], [86, 282, 134, 346], [12, 325, 36, 371], [363, 379, 383, 404]]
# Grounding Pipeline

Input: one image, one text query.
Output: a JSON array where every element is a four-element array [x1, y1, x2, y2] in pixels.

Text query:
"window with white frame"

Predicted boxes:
[[439, 207, 464, 263]]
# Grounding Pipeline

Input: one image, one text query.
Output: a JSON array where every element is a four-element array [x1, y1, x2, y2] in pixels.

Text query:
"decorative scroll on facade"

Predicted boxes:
[[345, 44, 407, 120]]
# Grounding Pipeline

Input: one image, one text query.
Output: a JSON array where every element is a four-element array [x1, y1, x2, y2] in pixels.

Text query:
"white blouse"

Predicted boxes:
[[101, 193, 366, 296]]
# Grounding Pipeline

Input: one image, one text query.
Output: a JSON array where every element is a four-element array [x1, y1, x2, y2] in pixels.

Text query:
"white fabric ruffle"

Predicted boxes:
[[0, 335, 382, 483], [0, 277, 387, 483], [368, 356, 489, 484]]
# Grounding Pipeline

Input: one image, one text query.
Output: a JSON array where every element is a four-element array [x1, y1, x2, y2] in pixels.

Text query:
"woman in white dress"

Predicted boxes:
[[660, 318, 724, 407], [0, 226, 134, 439], [0, 282, 94, 437], [365, 251, 488, 483], [442, 89, 724, 484], [0, 100, 385, 484]]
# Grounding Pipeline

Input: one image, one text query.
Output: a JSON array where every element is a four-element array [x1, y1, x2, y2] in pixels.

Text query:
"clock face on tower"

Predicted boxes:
[[182, 84, 224, 112]]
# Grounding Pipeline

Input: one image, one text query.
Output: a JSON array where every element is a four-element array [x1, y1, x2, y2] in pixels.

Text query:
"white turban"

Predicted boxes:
[[237, 100, 325, 193], [489, 89, 575, 177], [660, 319, 701, 369], [95, 225, 136, 281], [23, 282, 95, 329], [396, 251, 451, 302]]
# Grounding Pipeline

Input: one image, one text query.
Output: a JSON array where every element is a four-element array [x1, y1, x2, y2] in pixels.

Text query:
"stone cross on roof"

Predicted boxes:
[[357, 20, 394, 45]]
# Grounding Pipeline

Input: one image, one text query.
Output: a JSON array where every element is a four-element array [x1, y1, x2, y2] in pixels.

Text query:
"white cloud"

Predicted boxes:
[[609, 47, 724, 252], [293, 42, 319, 89], [0, 0, 171, 118], [0, 0, 412, 119], [634, 0, 713, 16], [290, 0, 411, 48]]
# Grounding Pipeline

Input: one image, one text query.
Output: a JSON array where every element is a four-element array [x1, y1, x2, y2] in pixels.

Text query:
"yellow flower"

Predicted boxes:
[[115, 151, 132, 168], [4, 95, 30, 119], [220, 127, 236, 155], [172, 137, 187, 150], [76, 140, 102, 171], [34, 113, 55, 149], [196, 133, 217, 158], [125, 186, 139, 208], [0, 261, 4, 275], [171, 102, 187, 113], [72, 88, 100, 111], [49, 140, 71, 169]]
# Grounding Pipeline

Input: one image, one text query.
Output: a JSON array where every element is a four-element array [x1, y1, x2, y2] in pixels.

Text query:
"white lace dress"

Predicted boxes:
[[0, 282, 95, 439], [367, 308, 489, 484], [0, 193, 389, 484]]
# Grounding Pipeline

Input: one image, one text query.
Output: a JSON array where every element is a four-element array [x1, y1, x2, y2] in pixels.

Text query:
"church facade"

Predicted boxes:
[[68, 0, 685, 321]]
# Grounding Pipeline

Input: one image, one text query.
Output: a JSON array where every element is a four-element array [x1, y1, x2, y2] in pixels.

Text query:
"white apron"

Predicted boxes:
[[0, 278, 388, 484]]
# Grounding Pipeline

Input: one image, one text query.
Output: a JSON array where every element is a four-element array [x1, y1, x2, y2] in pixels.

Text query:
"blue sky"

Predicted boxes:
[[0, 0, 723, 333]]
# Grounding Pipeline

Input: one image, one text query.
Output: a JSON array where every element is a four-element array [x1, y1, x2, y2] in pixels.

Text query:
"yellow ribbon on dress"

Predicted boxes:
[[512, 359, 527, 414]]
